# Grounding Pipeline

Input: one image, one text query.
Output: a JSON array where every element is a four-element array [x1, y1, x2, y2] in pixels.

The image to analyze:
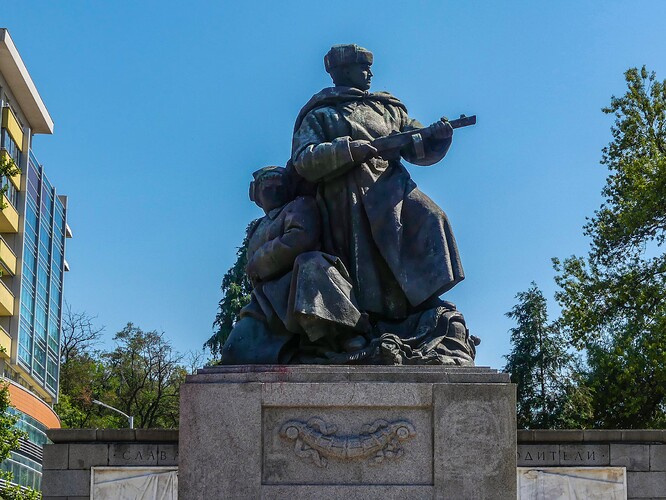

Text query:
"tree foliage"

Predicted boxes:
[[554, 67, 666, 428], [205, 220, 256, 359], [503, 283, 588, 428], [104, 324, 186, 428], [56, 309, 187, 429], [0, 154, 20, 211], [589, 66, 666, 264], [0, 379, 41, 499]]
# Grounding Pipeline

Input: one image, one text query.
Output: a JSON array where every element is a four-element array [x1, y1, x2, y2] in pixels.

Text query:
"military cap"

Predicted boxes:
[[324, 44, 373, 73], [252, 165, 286, 181], [249, 166, 287, 203]]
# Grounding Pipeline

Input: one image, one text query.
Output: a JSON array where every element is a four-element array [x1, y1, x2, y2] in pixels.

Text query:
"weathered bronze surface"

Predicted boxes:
[[222, 44, 478, 365]]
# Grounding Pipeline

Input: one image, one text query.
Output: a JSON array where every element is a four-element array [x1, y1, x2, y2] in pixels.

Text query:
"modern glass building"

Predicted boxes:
[[0, 28, 70, 492]]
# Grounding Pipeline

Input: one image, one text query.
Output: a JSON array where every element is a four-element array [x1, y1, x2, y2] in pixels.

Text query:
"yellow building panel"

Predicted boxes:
[[9, 170, 20, 190], [1, 107, 24, 151], [0, 195, 19, 233], [0, 237, 16, 275], [0, 280, 14, 316], [0, 143, 21, 191], [1, 150, 21, 190], [1, 145, 21, 190], [0, 325, 10, 357]]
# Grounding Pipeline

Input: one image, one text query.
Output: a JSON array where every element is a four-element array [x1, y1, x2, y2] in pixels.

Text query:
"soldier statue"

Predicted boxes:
[[222, 45, 478, 365]]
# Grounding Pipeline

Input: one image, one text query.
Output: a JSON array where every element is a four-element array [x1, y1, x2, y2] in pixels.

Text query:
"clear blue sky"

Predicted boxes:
[[3, 1, 665, 369]]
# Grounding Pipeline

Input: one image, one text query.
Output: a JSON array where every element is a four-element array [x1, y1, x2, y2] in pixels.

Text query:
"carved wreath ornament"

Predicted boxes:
[[279, 417, 416, 468]]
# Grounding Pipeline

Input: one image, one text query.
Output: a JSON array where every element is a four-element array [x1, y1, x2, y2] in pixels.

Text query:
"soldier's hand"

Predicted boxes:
[[429, 119, 453, 140], [350, 140, 378, 163]]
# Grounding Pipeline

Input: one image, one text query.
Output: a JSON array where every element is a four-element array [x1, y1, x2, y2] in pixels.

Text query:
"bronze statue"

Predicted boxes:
[[222, 166, 370, 364], [292, 44, 464, 318], [222, 45, 478, 365]]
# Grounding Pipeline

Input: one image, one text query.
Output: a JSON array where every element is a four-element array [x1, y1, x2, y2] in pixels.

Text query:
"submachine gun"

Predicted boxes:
[[371, 114, 476, 160]]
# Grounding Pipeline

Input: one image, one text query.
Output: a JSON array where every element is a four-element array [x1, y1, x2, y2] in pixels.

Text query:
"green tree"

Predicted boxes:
[[554, 67, 666, 428], [205, 220, 257, 359], [503, 283, 585, 428], [54, 307, 116, 428], [0, 380, 41, 499], [104, 324, 186, 428], [0, 154, 20, 210], [56, 310, 187, 429]]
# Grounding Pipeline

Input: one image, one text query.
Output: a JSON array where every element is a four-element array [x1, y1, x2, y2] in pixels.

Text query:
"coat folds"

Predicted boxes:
[[292, 87, 464, 319]]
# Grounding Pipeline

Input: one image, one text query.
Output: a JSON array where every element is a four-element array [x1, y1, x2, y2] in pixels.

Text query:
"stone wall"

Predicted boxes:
[[518, 429, 666, 499], [41, 428, 178, 500], [41, 427, 666, 499]]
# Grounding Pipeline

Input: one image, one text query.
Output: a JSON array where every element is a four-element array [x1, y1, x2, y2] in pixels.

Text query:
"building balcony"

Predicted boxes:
[[1, 106, 24, 152], [0, 194, 19, 233], [0, 236, 17, 275], [0, 278, 15, 316], [0, 324, 10, 357], [0, 149, 20, 190]]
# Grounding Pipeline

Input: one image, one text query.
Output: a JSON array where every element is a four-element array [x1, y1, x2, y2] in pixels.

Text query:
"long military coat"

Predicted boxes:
[[292, 87, 464, 319]]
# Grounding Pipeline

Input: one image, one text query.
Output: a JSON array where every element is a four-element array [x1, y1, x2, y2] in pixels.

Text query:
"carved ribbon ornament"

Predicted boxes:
[[279, 417, 416, 468]]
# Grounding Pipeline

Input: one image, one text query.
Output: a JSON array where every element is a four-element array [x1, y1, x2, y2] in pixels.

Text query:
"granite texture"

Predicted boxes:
[[434, 382, 517, 499], [651, 445, 666, 472], [627, 471, 666, 498], [178, 365, 516, 499], [611, 444, 650, 471], [179, 380, 263, 498], [194, 364, 508, 383], [262, 485, 433, 499], [68, 443, 109, 469], [517, 429, 666, 443], [47, 428, 177, 443], [41, 470, 91, 497], [42, 444, 69, 470]]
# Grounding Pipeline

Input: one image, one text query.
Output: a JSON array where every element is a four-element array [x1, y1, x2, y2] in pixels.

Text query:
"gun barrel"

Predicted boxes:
[[448, 115, 476, 129], [371, 114, 476, 154]]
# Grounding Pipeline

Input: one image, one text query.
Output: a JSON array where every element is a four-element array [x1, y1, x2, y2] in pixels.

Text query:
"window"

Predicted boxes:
[[0, 128, 21, 164], [18, 320, 32, 367], [1, 175, 19, 208]]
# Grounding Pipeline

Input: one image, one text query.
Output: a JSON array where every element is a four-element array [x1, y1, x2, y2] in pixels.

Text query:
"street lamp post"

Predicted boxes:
[[92, 399, 134, 429]]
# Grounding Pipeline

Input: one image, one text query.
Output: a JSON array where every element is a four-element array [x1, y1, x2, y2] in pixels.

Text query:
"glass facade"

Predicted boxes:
[[1, 31, 65, 497], [17, 151, 66, 397], [0, 407, 48, 491]]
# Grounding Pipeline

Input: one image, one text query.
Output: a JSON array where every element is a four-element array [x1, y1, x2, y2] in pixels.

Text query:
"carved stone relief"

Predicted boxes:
[[279, 417, 416, 468]]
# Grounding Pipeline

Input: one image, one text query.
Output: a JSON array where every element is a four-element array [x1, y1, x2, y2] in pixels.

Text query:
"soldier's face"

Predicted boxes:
[[342, 63, 373, 90]]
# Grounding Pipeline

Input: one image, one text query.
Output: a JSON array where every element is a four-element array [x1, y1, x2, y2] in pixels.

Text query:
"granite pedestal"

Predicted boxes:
[[178, 365, 516, 499]]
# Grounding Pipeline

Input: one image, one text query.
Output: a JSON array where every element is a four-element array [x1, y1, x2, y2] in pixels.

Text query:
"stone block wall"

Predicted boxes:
[[41, 426, 666, 498], [518, 429, 666, 499], [41, 428, 178, 500]]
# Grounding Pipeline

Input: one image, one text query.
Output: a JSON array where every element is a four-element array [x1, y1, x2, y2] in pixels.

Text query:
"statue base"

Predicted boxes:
[[179, 365, 516, 499]]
